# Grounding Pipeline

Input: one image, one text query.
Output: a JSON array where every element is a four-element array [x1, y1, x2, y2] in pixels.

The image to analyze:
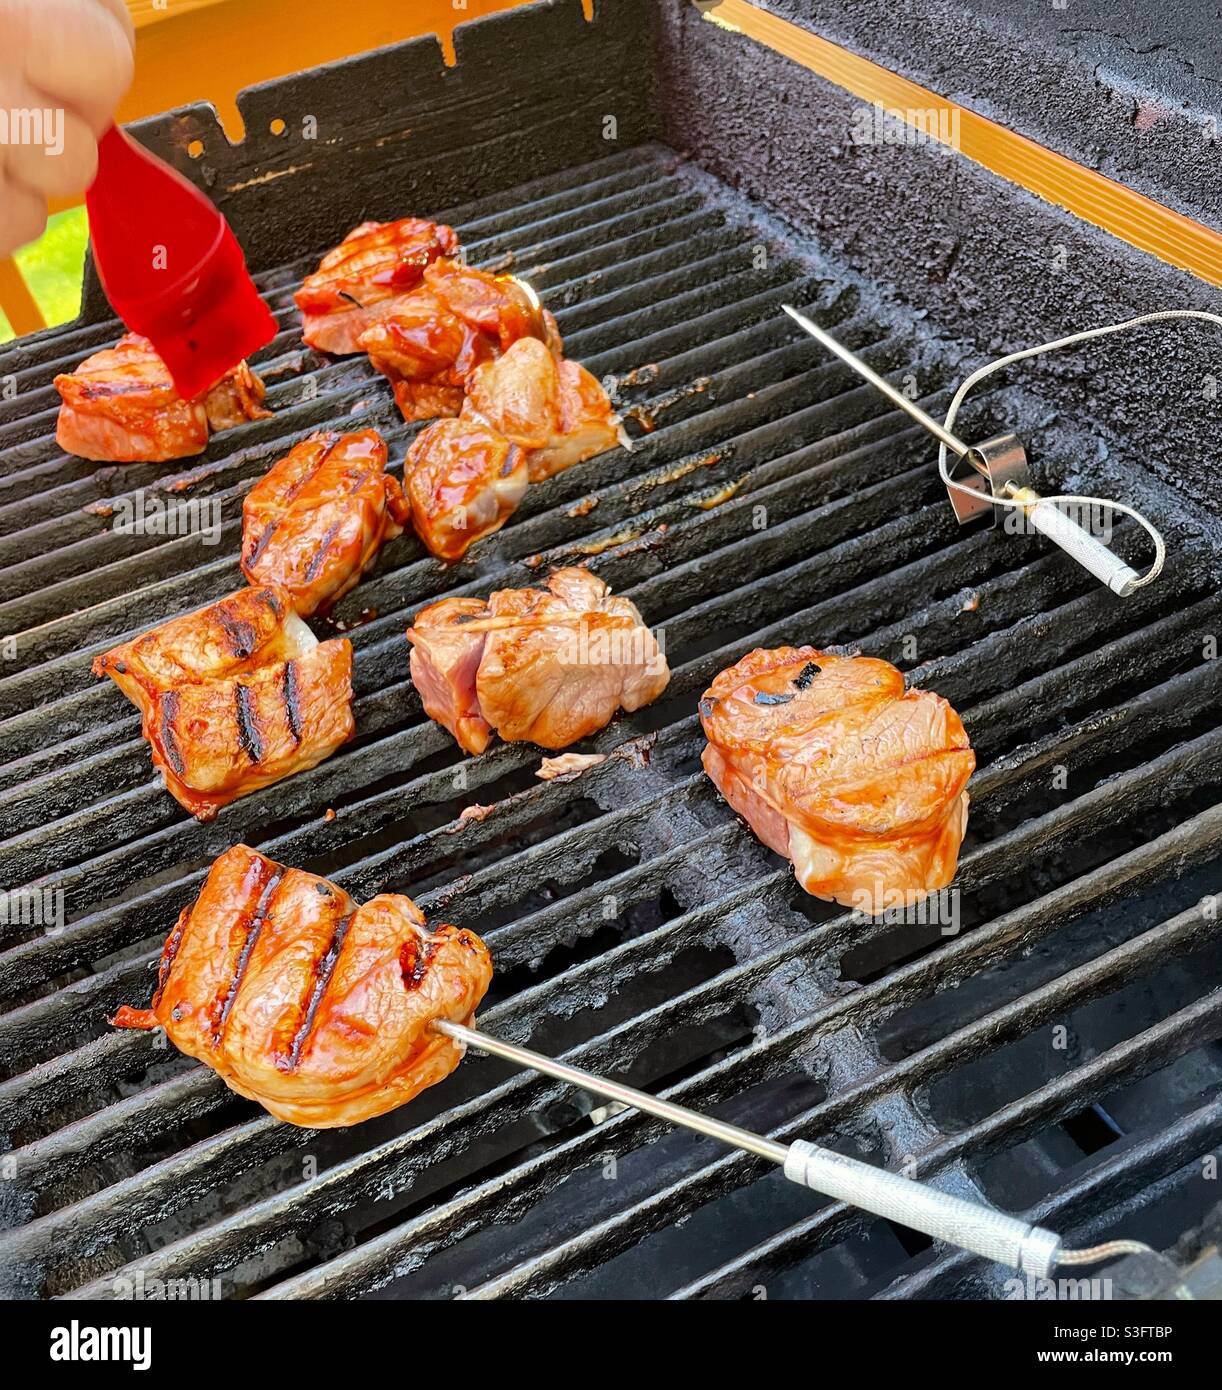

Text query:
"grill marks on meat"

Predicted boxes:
[[294, 219, 460, 354], [404, 339, 622, 562], [54, 333, 272, 462], [241, 429, 411, 616], [93, 586, 354, 820], [357, 258, 561, 423], [700, 648, 975, 915], [407, 567, 670, 754], [112, 846, 494, 1128]]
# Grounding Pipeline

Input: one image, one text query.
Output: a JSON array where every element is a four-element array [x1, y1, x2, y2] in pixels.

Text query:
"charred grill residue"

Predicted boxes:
[[793, 662, 820, 690], [754, 691, 795, 706]]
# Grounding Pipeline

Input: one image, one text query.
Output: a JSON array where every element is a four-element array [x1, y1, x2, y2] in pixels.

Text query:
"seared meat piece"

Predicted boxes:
[[407, 567, 670, 753], [241, 429, 410, 616], [403, 596, 495, 754], [54, 333, 271, 463], [357, 259, 561, 423], [113, 845, 493, 1128], [202, 360, 273, 433], [699, 648, 975, 916], [93, 585, 354, 820], [404, 417, 528, 562], [402, 339, 622, 562], [295, 218, 461, 354], [462, 337, 624, 481]]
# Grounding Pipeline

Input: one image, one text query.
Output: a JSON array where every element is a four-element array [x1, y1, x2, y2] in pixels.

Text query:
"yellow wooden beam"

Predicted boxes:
[[126, 0, 233, 28], [700, 0, 1222, 291], [0, 255, 46, 336]]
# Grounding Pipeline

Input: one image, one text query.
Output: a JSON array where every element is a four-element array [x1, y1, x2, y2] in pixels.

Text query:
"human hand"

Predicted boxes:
[[0, 0, 134, 254]]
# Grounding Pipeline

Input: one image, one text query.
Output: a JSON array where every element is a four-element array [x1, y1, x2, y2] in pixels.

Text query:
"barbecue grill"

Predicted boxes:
[[1, 0, 1220, 1302]]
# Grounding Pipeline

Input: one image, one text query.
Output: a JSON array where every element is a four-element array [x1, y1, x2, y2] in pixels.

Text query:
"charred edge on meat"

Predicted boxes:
[[282, 660, 303, 745], [218, 610, 259, 661], [698, 697, 717, 718], [214, 870, 283, 1044], [235, 684, 264, 763], [158, 690, 186, 775], [399, 934, 440, 991], [152, 903, 192, 1008], [285, 911, 355, 1070], [793, 662, 820, 690]]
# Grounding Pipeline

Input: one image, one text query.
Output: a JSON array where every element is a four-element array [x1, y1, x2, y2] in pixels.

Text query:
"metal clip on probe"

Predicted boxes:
[[434, 1019, 1147, 1280], [781, 304, 1179, 597]]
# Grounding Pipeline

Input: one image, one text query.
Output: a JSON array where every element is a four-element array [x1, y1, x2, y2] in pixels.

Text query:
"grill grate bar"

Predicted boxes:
[[876, 1095, 1222, 1301], [9, 743, 1217, 1287], [1, 139, 1216, 1302], [246, 807, 1220, 1302], [468, 893, 1221, 1300]]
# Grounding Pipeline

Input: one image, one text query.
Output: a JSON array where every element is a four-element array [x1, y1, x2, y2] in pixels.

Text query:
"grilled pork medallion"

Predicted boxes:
[[358, 258, 563, 422], [405, 417, 530, 561], [463, 337, 626, 480], [404, 340, 622, 561], [113, 845, 493, 1128], [700, 648, 975, 916], [93, 586, 354, 820], [241, 429, 410, 616], [407, 567, 670, 753], [54, 332, 271, 462], [295, 217, 461, 354]]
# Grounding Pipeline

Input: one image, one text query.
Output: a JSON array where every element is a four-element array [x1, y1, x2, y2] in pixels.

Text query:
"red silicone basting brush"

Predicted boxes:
[[85, 125, 277, 401]]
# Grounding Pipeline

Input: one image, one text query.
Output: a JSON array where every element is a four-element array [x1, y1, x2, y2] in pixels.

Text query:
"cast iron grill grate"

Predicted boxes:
[[0, 143, 1219, 1301]]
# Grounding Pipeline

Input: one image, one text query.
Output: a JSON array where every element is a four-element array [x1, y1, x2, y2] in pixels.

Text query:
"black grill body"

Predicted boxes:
[[0, 0, 1219, 1301]]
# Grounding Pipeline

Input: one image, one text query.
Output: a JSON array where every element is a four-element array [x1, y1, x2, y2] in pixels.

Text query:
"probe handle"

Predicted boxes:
[[1019, 494, 1142, 597], [783, 1140, 1062, 1277]]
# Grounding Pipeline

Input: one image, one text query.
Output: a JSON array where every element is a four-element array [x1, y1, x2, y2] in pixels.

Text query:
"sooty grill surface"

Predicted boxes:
[[0, 143, 1219, 1301]]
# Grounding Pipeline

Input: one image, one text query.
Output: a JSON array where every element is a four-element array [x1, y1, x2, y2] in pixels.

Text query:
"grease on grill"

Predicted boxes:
[[622, 376, 711, 432], [448, 803, 496, 832], [691, 475, 745, 510]]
